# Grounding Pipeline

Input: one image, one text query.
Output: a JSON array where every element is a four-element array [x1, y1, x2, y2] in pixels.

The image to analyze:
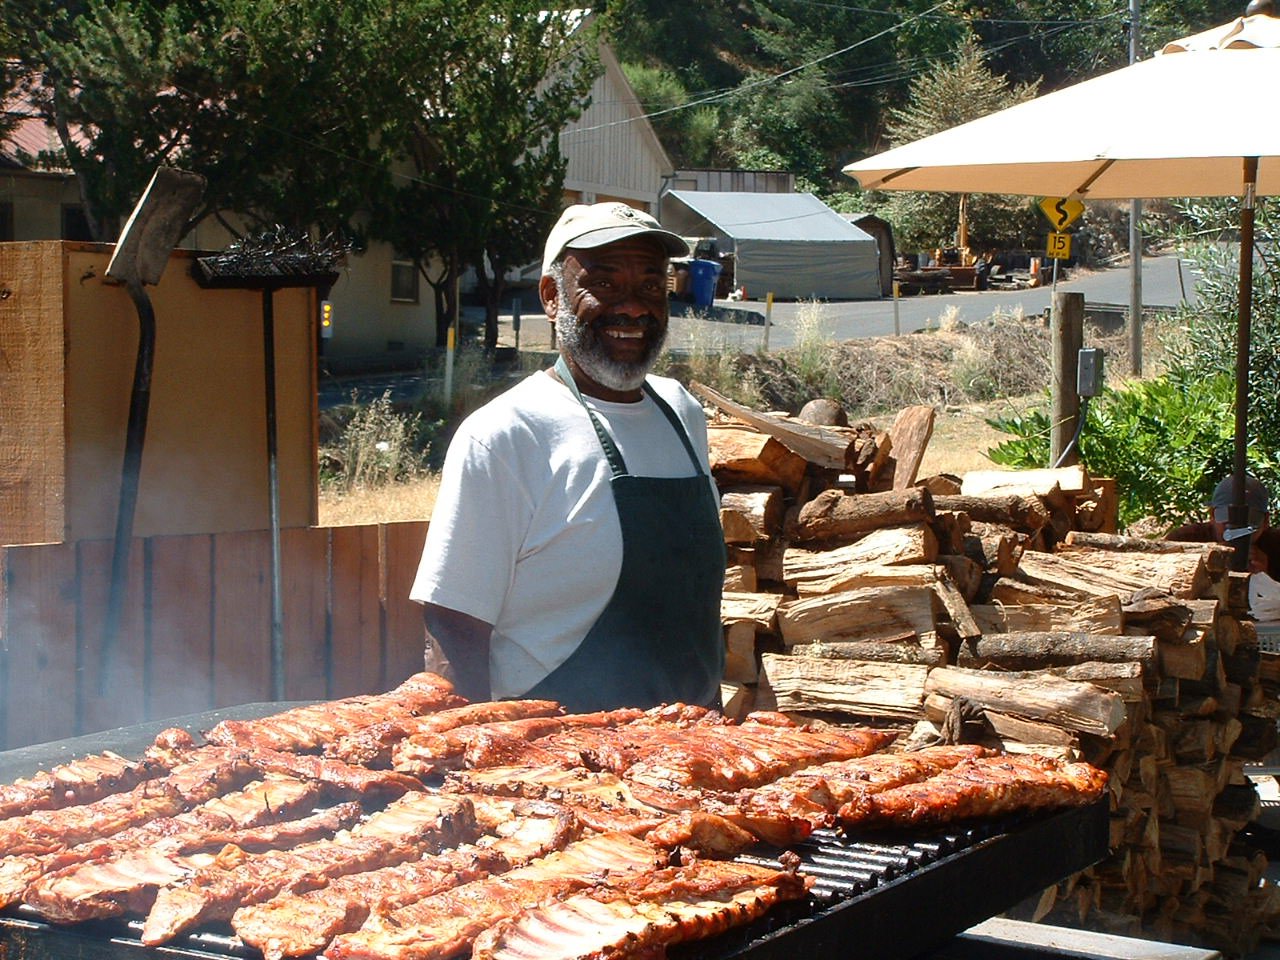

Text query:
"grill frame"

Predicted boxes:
[[0, 710, 1110, 960]]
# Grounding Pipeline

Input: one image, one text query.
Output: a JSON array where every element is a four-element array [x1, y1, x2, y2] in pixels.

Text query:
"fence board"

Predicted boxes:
[[281, 526, 330, 701], [330, 525, 382, 698], [384, 521, 429, 688], [77, 539, 147, 737], [148, 534, 215, 720], [212, 531, 272, 708], [2, 543, 78, 747], [0, 522, 439, 751]]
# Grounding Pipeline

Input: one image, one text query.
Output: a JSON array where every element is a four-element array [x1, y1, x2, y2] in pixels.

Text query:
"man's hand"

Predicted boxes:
[[423, 603, 493, 703]]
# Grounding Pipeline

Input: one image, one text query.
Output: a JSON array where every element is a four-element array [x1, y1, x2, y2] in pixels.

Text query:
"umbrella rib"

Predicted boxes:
[[1074, 159, 1115, 198]]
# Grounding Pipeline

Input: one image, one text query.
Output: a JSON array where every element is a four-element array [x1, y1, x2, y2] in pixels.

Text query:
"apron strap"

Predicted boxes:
[[553, 355, 705, 477], [554, 355, 627, 477], [641, 384, 706, 476]]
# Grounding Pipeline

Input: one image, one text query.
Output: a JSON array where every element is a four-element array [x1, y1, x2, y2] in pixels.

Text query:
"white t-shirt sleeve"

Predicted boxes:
[[410, 417, 528, 625]]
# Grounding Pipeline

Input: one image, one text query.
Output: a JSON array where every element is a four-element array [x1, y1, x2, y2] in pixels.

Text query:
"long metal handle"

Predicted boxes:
[[263, 289, 284, 701], [100, 280, 157, 696]]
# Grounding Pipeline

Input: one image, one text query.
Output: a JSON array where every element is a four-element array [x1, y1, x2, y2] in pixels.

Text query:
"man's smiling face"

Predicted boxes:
[[548, 236, 670, 400]]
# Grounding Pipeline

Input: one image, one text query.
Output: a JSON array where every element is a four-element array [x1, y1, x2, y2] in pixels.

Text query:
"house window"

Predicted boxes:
[[0, 202, 12, 242], [61, 205, 92, 241], [391, 255, 419, 303]]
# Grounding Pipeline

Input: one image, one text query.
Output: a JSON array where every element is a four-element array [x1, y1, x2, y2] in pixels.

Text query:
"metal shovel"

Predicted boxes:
[[100, 167, 205, 695]]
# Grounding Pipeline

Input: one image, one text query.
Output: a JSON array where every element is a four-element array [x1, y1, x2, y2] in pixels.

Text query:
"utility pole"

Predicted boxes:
[[1128, 0, 1143, 376]]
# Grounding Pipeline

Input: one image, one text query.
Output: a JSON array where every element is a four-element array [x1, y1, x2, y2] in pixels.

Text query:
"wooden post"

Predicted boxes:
[[1051, 291, 1084, 467]]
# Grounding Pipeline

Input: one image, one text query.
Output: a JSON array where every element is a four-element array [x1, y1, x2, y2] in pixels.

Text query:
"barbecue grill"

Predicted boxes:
[[0, 708, 1110, 960]]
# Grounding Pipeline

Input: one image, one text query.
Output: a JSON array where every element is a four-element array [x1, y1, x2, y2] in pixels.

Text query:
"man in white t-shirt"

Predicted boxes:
[[410, 203, 725, 710]]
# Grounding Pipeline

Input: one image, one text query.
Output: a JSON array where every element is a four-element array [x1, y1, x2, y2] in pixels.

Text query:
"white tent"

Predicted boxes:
[[659, 191, 881, 300]]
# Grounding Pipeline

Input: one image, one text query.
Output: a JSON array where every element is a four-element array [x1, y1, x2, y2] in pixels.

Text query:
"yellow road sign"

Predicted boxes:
[[1038, 197, 1085, 232], [1046, 232, 1072, 260]]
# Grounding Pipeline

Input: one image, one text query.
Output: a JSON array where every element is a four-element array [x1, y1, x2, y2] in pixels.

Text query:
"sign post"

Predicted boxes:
[[1038, 197, 1085, 318]]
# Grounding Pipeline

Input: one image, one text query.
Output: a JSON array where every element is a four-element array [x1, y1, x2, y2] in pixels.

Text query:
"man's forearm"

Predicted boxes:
[[423, 603, 493, 702]]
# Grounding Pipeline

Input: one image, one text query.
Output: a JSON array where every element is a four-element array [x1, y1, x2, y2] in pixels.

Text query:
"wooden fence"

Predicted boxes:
[[0, 521, 429, 752]]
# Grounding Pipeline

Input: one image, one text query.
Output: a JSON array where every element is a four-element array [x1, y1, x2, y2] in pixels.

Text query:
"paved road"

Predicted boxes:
[[321, 252, 1196, 406], [657, 252, 1197, 354]]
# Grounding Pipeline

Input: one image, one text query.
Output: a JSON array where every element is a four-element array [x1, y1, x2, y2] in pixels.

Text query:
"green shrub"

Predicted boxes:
[[986, 374, 1244, 529], [320, 390, 437, 492]]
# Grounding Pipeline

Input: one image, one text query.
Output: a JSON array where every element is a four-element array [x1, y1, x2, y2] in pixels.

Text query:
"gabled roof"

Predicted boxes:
[[664, 191, 874, 242]]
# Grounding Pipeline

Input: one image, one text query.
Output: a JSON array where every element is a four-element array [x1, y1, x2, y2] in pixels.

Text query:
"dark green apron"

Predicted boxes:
[[525, 357, 726, 711]]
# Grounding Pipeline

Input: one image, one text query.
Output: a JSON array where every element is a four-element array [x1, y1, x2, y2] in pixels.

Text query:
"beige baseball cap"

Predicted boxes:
[[542, 202, 688, 275]]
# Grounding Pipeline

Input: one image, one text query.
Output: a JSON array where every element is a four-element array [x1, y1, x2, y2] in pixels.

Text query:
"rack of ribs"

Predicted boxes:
[[837, 753, 1109, 831]]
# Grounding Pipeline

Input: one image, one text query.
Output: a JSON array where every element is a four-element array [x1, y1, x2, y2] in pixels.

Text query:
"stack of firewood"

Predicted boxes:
[[700, 385, 1280, 955]]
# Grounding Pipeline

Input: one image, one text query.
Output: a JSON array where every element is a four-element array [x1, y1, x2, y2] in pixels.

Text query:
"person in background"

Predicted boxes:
[[410, 202, 725, 711], [1166, 473, 1280, 575]]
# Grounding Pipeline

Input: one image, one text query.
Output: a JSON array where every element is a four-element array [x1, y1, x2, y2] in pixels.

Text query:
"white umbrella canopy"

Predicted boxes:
[[843, 12, 1280, 565], [843, 30, 1280, 200]]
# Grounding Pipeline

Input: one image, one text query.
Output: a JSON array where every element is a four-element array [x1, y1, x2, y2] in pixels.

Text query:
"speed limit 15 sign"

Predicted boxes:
[[1046, 232, 1072, 260]]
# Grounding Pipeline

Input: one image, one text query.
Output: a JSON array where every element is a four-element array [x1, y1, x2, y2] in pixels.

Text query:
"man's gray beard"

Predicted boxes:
[[556, 302, 666, 393]]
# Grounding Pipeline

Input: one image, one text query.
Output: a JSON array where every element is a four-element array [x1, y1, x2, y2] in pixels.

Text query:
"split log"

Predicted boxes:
[[1121, 592, 1195, 644], [1154, 627, 1209, 681], [920, 474, 962, 496], [719, 485, 784, 543], [789, 487, 934, 543], [723, 564, 757, 592], [1075, 478, 1119, 534], [961, 465, 1090, 497], [777, 584, 938, 647], [924, 693, 1080, 747], [721, 591, 781, 630], [971, 595, 1124, 636], [886, 405, 936, 491], [1017, 547, 1212, 602], [956, 632, 1155, 672], [695, 382, 859, 472], [933, 494, 1051, 531], [760, 652, 928, 719], [962, 526, 1026, 577], [725, 622, 758, 684], [939, 555, 984, 602], [987, 577, 1082, 606], [789, 561, 942, 597], [706, 425, 807, 495], [929, 511, 971, 556], [794, 641, 945, 666], [783, 524, 938, 591], [1065, 532, 1233, 575], [925, 665, 1128, 737]]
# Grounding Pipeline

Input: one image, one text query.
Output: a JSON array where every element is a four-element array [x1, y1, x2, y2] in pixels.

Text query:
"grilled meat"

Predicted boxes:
[[205, 673, 462, 753], [241, 747, 425, 797], [623, 724, 895, 792], [328, 701, 567, 768], [3, 777, 324, 910], [24, 802, 361, 923], [141, 792, 478, 944], [470, 858, 811, 960], [728, 745, 995, 844], [444, 766, 670, 836], [323, 832, 666, 960], [0, 746, 256, 861], [233, 800, 580, 960], [837, 753, 1108, 831], [391, 709, 643, 777], [0, 750, 165, 821]]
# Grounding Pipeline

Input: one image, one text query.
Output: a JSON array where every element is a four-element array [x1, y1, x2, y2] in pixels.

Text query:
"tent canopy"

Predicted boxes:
[[660, 190, 881, 300]]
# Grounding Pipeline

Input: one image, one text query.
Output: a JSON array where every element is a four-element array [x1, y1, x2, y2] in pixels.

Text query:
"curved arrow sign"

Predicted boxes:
[[1038, 197, 1085, 232]]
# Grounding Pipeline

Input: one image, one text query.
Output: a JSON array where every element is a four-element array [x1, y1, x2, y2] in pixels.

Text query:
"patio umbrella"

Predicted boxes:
[[844, 11, 1280, 567]]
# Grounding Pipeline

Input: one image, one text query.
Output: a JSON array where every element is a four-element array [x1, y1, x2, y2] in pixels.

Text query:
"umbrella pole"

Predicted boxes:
[[1230, 156, 1259, 573]]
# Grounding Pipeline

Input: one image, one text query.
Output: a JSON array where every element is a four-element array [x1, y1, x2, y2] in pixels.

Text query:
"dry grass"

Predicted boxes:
[[318, 475, 439, 527]]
